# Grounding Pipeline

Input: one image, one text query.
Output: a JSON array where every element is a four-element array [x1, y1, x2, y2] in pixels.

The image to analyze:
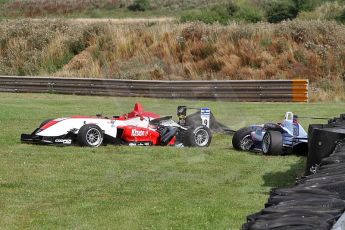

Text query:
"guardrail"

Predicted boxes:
[[0, 76, 308, 102]]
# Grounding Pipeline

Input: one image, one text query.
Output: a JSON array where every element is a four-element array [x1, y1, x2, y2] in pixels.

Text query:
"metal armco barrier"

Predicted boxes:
[[0, 76, 308, 102]]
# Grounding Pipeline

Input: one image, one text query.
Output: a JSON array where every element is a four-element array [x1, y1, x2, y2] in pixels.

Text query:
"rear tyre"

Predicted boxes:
[[232, 127, 254, 151], [262, 131, 283, 155], [78, 124, 104, 147], [184, 126, 212, 147]]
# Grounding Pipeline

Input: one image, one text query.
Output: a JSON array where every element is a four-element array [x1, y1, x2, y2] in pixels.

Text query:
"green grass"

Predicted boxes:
[[1, 92, 345, 229]]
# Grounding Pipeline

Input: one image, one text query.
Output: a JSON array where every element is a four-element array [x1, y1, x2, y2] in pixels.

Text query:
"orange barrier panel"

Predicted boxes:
[[292, 79, 308, 102]]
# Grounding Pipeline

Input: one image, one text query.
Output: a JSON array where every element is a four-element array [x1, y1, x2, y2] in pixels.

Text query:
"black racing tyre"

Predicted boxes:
[[184, 126, 212, 147], [308, 124, 324, 138], [77, 124, 104, 147], [262, 131, 283, 155], [293, 142, 308, 156], [232, 127, 254, 151], [39, 119, 53, 128], [264, 123, 283, 131]]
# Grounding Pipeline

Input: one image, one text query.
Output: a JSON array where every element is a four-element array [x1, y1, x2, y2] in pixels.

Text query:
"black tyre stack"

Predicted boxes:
[[242, 114, 345, 230]]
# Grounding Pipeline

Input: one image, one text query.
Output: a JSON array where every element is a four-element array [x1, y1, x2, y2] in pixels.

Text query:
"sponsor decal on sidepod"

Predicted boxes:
[[131, 129, 148, 137]]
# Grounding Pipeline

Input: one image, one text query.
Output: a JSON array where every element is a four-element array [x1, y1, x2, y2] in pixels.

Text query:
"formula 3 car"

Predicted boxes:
[[232, 112, 308, 155], [21, 103, 212, 148]]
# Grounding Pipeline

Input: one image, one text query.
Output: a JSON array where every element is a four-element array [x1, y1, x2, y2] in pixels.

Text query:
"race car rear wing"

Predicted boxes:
[[177, 106, 210, 128]]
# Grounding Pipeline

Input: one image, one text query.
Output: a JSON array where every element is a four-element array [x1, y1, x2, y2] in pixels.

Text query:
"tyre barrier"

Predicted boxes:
[[242, 114, 345, 230], [306, 114, 345, 175]]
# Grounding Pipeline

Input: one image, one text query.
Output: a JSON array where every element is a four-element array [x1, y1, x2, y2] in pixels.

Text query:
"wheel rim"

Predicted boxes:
[[240, 135, 253, 150], [262, 133, 270, 153], [86, 128, 102, 147], [194, 129, 209, 147]]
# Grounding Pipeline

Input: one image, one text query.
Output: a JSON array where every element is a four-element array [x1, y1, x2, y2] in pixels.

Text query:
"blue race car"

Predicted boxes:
[[232, 112, 308, 155]]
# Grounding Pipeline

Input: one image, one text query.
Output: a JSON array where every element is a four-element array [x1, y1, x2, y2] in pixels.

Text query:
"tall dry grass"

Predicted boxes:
[[2, 0, 228, 17], [4, 0, 124, 17], [0, 19, 345, 101]]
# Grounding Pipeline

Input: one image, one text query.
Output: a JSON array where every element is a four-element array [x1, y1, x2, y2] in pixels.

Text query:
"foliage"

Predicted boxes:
[[180, 6, 230, 25], [180, 1, 263, 24], [127, 0, 150, 11], [297, 1, 345, 21], [1, 20, 345, 100], [180, 3, 240, 25], [293, 0, 325, 11], [234, 5, 263, 23], [226, 1, 239, 16], [0, 20, 88, 75], [3, 0, 123, 17], [0, 0, 344, 24], [264, 0, 299, 23], [0, 0, 234, 18], [338, 9, 345, 23], [179, 0, 338, 24]]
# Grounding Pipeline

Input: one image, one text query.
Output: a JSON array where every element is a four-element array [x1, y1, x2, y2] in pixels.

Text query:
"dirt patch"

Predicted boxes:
[[186, 111, 232, 133]]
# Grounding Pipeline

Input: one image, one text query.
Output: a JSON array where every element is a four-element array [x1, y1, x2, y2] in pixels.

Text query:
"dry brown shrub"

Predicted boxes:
[[150, 68, 164, 80], [236, 39, 260, 67], [2, 19, 345, 100], [236, 67, 257, 80], [201, 57, 224, 73], [190, 42, 216, 61], [183, 62, 198, 80], [219, 54, 241, 79], [181, 23, 206, 41], [257, 51, 274, 68], [54, 46, 102, 78]]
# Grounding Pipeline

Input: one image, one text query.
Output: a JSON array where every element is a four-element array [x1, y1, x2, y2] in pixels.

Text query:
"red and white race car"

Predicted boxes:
[[21, 103, 212, 148]]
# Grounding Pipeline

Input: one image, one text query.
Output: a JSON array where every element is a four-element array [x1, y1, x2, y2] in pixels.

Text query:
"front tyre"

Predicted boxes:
[[262, 131, 283, 155], [78, 124, 104, 147], [232, 127, 254, 151], [184, 126, 212, 147]]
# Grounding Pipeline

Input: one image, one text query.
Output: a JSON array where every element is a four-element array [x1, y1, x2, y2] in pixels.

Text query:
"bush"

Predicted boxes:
[[127, 0, 150, 11], [180, 7, 230, 25], [298, 1, 345, 21], [293, 0, 325, 11], [337, 9, 345, 23], [180, 1, 263, 25], [209, 4, 232, 23], [234, 6, 263, 23], [226, 1, 240, 16], [264, 0, 299, 23]]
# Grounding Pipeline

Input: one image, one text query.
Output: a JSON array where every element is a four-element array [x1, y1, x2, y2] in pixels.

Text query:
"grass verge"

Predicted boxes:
[[1, 93, 344, 229]]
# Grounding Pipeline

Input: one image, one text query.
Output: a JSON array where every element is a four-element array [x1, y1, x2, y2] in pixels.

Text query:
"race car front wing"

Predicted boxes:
[[21, 133, 73, 145]]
